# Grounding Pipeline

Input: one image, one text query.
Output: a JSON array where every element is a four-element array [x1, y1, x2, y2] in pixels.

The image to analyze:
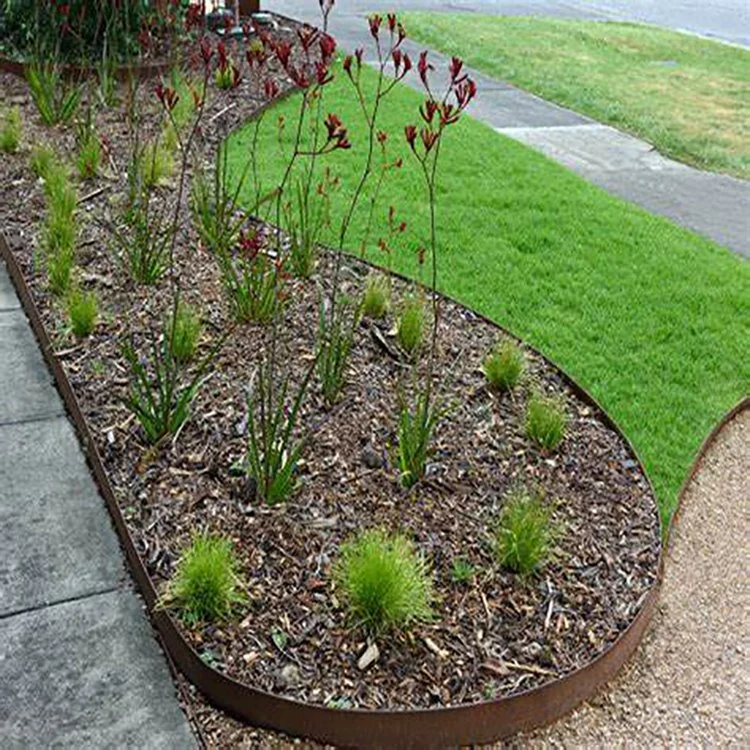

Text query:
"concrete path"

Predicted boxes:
[[273, 1, 750, 259], [0, 261, 195, 748]]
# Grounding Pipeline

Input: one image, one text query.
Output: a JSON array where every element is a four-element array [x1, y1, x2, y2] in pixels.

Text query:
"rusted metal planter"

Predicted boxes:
[[3, 227, 740, 748], [0, 54, 173, 82]]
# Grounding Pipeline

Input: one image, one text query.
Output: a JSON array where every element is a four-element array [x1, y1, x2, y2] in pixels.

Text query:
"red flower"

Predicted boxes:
[[319, 33, 336, 62], [297, 25, 318, 53], [455, 78, 477, 110], [231, 64, 242, 89], [449, 56, 465, 83], [417, 51, 432, 88], [274, 41, 292, 70], [155, 83, 179, 111], [368, 14, 382, 40], [199, 36, 213, 67], [342, 55, 353, 76], [404, 124, 417, 151], [377, 130, 387, 144], [420, 99, 439, 124], [315, 62, 333, 86], [421, 128, 439, 153], [387, 13, 397, 32], [264, 79, 280, 99], [217, 40, 229, 71]]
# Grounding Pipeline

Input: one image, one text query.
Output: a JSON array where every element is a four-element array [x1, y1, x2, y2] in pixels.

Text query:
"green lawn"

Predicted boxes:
[[401, 14, 750, 178], [226, 66, 750, 530]]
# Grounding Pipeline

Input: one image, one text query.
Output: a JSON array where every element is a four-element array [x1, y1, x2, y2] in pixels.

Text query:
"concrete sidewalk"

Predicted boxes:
[[0, 261, 195, 748], [273, 2, 750, 259]]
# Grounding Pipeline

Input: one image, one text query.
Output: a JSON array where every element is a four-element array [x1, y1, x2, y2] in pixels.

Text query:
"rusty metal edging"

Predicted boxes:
[[0, 54, 174, 82], [2, 224, 744, 747]]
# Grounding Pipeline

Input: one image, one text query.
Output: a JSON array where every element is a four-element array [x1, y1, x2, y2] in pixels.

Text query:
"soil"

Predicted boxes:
[[0, 10, 660, 733]]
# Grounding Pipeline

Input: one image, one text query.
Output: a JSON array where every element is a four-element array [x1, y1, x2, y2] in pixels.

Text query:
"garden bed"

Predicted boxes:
[[0, 10, 662, 745]]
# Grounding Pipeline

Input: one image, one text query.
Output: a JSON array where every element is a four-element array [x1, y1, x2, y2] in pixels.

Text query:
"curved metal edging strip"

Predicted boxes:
[[4, 227, 743, 747], [0, 54, 172, 82]]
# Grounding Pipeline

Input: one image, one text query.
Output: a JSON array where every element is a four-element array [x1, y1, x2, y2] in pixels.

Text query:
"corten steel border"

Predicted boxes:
[[4, 227, 747, 745]]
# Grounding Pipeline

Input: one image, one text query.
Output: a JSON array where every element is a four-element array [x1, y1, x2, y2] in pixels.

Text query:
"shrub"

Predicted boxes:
[[0, 106, 21, 153], [525, 392, 568, 451], [167, 302, 203, 364], [495, 490, 555, 575], [166, 534, 246, 627], [397, 389, 441, 488], [483, 339, 525, 391], [334, 529, 434, 634], [361, 273, 390, 319], [76, 133, 102, 180], [67, 288, 98, 337], [29, 144, 56, 179], [397, 293, 426, 357]]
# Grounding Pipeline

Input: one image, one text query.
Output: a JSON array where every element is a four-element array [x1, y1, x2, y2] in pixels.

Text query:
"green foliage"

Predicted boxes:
[[76, 132, 102, 180], [67, 288, 98, 337], [334, 529, 434, 634], [112, 197, 172, 285], [162, 68, 198, 150], [46, 244, 74, 296], [244, 356, 313, 505], [122, 329, 216, 445], [214, 65, 236, 91], [397, 293, 426, 357], [0, 106, 21, 153], [167, 302, 202, 364], [483, 339, 525, 392], [450, 557, 475, 584], [25, 64, 81, 126], [29, 144, 55, 179], [218, 243, 284, 325], [525, 391, 568, 452], [166, 534, 246, 627], [284, 171, 335, 278], [397, 389, 441, 488], [316, 300, 358, 406], [495, 490, 555, 575], [361, 273, 390, 319], [137, 140, 174, 189]]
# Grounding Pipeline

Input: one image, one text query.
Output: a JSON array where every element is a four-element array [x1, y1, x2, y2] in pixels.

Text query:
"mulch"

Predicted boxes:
[[0, 12, 660, 746]]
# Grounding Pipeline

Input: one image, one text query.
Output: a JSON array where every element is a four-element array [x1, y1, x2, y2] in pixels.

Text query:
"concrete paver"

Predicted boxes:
[[0, 589, 196, 749], [0, 416, 125, 617]]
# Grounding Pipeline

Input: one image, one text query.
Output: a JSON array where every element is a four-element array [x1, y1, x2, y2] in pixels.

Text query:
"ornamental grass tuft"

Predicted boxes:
[[166, 533, 246, 626], [525, 391, 567, 451], [495, 490, 555, 575], [483, 339, 525, 391], [335, 529, 434, 634]]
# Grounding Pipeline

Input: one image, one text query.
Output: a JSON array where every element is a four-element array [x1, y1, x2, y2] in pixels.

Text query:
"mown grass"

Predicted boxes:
[[401, 14, 750, 178], [226, 65, 750, 529]]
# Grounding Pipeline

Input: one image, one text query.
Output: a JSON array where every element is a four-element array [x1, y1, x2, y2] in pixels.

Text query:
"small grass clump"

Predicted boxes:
[[167, 302, 203, 364], [495, 490, 555, 575], [46, 244, 74, 296], [335, 529, 434, 634], [396, 293, 426, 356], [450, 557, 474, 585], [29, 144, 55, 179], [397, 389, 441, 488], [166, 533, 246, 627], [138, 140, 174, 188], [361, 273, 390, 319], [483, 339, 525, 391], [76, 133, 102, 180], [67, 288, 98, 337], [525, 392, 567, 452], [0, 106, 21, 153]]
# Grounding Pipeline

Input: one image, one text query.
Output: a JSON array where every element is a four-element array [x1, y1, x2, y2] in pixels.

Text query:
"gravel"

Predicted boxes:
[[516, 407, 750, 747]]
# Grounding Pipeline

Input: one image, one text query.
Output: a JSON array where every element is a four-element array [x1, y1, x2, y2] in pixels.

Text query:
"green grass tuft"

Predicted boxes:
[[525, 392, 568, 452], [483, 339, 525, 391], [495, 490, 555, 575], [67, 288, 98, 337], [0, 106, 21, 153], [335, 529, 434, 634], [167, 534, 246, 626]]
